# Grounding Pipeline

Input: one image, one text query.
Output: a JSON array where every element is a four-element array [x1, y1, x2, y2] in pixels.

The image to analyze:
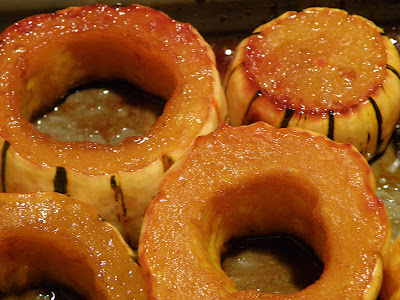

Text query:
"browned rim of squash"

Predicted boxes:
[[0, 4, 225, 175]]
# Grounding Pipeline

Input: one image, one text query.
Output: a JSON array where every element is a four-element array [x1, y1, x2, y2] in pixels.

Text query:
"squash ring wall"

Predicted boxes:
[[0, 192, 147, 299], [139, 122, 390, 299], [0, 4, 226, 246]]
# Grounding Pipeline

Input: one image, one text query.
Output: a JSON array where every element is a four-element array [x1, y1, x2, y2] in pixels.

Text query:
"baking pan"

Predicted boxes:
[[2, 0, 400, 36]]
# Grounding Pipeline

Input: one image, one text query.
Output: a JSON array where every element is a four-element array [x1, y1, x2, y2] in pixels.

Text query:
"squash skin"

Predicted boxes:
[[0, 191, 147, 299], [224, 7, 400, 161], [0, 4, 226, 245], [139, 122, 390, 299]]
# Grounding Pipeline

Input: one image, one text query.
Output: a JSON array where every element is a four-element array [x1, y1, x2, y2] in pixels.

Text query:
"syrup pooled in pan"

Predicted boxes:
[[33, 81, 165, 145], [1, 287, 82, 299], [22, 28, 400, 297], [372, 26, 400, 239]]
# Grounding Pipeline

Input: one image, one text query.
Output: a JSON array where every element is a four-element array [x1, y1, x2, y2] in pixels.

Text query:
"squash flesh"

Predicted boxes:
[[381, 237, 400, 299]]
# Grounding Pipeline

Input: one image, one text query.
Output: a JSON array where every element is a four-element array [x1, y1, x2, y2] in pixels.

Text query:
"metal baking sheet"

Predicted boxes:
[[2, 0, 400, 36]]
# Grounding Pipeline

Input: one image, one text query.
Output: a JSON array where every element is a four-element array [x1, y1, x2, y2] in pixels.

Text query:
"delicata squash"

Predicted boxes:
[[224, 7, 400, 161], [0, 192, 147, 299], [0, 4, 226, 246], [139, 122, 390, 299]]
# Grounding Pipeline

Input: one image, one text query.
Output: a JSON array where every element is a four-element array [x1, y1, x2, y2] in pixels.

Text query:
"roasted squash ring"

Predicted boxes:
[[0, 4, 226, 246], [224, 7, 400, 161], [139, 122, 390, 299], [0, 191, 147, 299]]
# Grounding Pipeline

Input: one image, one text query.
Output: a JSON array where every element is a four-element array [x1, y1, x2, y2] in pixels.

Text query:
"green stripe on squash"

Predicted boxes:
[[1, 140, 10, 193], [54, 166, 68, 194]]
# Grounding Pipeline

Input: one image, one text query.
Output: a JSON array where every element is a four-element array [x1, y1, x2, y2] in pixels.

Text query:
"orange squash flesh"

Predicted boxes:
[[0, 4, 226, 245], [139, 122, 390, 299], [0, 191, 147, 299], [224, 7, 400, 161], [381, 237, 400, 299]]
